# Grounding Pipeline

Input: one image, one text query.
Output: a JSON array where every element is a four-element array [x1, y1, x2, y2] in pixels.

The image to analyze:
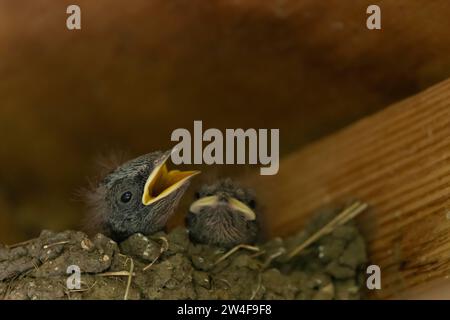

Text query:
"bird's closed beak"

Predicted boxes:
[[189, 195, 256, 221], [142, 151, 200, 206]]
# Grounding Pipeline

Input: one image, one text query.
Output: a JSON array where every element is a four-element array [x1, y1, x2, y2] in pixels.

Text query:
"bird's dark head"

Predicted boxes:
[[85, 150, 199, 241], [186, 178, 259, 248]]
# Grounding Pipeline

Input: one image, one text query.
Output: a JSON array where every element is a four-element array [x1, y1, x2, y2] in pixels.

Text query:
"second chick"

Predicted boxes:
[[186, 178, 259, 248]]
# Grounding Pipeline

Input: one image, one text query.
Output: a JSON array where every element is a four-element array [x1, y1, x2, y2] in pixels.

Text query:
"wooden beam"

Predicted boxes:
[[250, 79, 450, 299]]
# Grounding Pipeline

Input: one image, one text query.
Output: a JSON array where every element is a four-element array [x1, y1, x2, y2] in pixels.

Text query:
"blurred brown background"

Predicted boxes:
[[1, 0, 450, 244]]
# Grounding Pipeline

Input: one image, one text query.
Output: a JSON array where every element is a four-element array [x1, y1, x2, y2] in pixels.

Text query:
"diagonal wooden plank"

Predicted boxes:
[[250, 79, 450, 298]]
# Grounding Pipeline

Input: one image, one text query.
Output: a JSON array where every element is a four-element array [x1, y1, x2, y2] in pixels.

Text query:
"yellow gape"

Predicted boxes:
[[142, 154, 200, 206], [189, 195, 256, 221]]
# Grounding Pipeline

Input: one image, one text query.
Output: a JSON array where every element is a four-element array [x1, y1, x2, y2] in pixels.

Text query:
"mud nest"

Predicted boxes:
[[0, 208, 368, 300]]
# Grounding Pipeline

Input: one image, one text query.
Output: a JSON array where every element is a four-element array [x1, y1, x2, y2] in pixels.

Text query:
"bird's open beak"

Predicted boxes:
[[142, 152, 200, 206], [189, 195, 256, 221]]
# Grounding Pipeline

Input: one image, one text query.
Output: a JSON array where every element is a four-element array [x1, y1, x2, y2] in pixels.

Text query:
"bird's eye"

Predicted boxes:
[[194, 192, 200, 199], [248, 199, 256, 209], [120, 191, 133, 203]]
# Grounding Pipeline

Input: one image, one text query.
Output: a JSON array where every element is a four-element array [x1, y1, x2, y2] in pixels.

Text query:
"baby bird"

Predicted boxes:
[[186, 178, 259, 248], [84, 150, 199, 241]]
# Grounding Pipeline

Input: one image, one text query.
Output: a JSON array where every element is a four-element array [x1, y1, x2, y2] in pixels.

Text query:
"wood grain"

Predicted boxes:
[[250, 78, 450, 298]]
